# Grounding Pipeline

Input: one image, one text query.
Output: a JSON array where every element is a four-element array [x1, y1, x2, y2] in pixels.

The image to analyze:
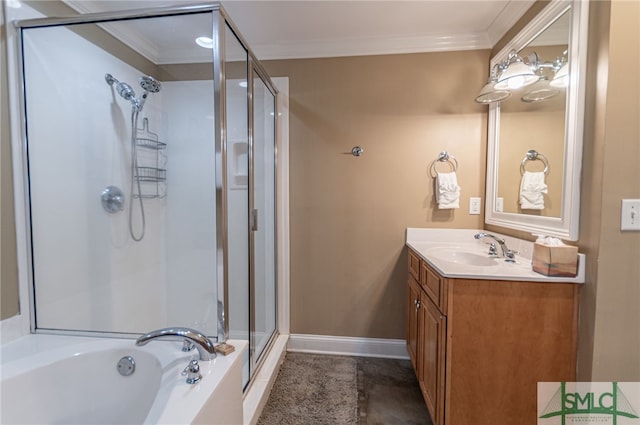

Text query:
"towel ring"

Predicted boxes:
[[520, 149, 549, 175], [429, 151, 458, 177]]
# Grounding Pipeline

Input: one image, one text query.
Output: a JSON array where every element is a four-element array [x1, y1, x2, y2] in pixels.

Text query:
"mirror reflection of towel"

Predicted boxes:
[[436, 172, 461, 209], [519, 171, 547, 210]]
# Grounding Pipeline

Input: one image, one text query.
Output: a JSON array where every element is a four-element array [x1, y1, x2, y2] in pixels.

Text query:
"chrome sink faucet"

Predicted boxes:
[[135, 327, 217, 361], [474, 232, 517, 262]]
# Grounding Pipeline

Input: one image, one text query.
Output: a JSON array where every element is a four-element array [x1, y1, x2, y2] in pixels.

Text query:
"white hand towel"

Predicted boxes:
[[519, 171, 548, 210], [436, 172, 461, 209]]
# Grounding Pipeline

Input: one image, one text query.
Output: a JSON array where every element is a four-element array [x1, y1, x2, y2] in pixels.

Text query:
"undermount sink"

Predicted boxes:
[[425, 248, 498, 267]]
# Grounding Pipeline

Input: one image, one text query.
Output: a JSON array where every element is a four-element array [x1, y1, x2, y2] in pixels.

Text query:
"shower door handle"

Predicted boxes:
[[251, 209, 259, 232]]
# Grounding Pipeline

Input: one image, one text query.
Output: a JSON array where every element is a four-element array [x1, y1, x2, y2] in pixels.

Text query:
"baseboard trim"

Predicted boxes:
[[288, 334, 409, 359]]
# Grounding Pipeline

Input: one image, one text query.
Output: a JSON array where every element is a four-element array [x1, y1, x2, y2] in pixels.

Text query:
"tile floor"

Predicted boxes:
[[356, 356, 432, 425]]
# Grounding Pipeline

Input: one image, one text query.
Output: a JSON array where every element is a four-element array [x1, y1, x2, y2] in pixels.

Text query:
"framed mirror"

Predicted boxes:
[[485, 0, 589, 240]]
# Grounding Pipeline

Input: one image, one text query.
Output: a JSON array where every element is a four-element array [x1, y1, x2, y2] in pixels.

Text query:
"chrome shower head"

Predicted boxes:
[[139, 76, 161, 93]]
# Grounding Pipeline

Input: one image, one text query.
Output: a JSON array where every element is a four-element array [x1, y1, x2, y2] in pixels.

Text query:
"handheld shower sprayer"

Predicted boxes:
[[139, 75, 161, 93], [137, 76, 161, 111], [104, 72, 163, 242]]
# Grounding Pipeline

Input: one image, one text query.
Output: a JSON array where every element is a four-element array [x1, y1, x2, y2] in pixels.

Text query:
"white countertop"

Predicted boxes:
[[406, 228, 585, 283]]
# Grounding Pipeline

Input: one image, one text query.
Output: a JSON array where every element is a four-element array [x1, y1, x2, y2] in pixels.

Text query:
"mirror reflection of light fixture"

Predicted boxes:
[[475, 64, 511, 104], [550, 62, 569, 87], [521, 78, 559, 102]]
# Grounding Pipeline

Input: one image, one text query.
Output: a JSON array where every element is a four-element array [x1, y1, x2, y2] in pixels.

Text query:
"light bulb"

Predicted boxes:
[[507, 76, 526, 89]]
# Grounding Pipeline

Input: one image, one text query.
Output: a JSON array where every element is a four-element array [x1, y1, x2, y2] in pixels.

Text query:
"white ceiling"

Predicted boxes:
[[64, 0, 536, 62]]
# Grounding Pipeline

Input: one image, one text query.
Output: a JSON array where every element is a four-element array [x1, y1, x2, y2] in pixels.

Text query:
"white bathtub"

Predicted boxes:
[[1, 334, 246, 425]]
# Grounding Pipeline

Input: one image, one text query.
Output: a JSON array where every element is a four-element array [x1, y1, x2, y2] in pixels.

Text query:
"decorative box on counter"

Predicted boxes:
[[532, 239, 579, 277]]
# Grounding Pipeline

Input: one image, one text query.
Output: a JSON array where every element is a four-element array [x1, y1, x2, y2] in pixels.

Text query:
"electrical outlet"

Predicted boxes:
[[469, 197, 482, 215], [496, 197, 504, 212], [621, 199, 640, 231]]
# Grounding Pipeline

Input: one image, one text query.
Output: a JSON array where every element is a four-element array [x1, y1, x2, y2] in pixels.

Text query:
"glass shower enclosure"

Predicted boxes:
[[12, 3, 277, 389]]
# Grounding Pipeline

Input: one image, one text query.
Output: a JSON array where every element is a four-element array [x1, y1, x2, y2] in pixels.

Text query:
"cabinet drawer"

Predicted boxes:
[[421, 262, 443, 310], [408, 249, 421, 281]]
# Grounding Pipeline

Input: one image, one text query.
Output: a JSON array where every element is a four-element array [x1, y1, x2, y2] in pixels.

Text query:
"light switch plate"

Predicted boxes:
[[469, 197, 481, 215], [621, 199, 640, 231], [496, 197, 504, 212]]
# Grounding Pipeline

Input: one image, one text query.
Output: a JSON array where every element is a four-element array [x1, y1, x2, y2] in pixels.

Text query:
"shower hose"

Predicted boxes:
[[129, 107, 146, 242]]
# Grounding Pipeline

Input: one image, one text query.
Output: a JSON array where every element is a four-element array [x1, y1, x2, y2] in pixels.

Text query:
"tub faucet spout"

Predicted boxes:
[[135, 327, 216, 361]]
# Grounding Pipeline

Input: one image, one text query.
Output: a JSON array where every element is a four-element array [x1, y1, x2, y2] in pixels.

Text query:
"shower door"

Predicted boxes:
[[250, 66, 277, 368], [224, 25, 278, 389], [224, 23, 251, 386]]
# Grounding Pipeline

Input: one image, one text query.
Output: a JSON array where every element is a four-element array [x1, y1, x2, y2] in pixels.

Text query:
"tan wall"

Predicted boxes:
[[1, 5, 20, 320], [264, 51, 489, 338], [578, 0, 640, 381]]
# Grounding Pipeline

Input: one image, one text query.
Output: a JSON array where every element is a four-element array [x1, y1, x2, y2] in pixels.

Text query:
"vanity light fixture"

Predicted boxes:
[[494, 51, 540, 90], [477, 50, 570, 104], [475, 64, 511, 104], [195, 36, 213, 49]]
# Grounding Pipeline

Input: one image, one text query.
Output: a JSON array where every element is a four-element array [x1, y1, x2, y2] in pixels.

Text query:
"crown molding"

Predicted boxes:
[[251, 32, 492, 61], [63, 0, 534, 63], [486, 0, 537, 46]]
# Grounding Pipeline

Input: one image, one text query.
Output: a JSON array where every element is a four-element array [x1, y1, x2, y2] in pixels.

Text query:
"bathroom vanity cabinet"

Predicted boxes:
[[407, 248, 579, 425]]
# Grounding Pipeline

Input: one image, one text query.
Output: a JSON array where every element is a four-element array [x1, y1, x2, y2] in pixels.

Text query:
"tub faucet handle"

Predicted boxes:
[[182, 360, 202, 384], [182, 339, 195, 352]]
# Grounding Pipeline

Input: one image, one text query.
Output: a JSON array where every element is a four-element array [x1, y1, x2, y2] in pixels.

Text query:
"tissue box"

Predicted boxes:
[[532, 242, 579, 277]]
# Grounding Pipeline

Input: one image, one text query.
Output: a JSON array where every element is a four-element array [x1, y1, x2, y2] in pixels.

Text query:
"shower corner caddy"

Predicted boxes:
[[135, 117, 167, 198]]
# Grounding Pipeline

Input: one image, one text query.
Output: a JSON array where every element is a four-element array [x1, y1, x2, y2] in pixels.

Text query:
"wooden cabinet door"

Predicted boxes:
[[407, 274, 421, 371], [419, 294, 446, 425]]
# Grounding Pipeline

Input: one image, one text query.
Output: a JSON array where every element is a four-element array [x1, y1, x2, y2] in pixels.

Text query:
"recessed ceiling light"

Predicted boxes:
[[195, 36, 213, 49]]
